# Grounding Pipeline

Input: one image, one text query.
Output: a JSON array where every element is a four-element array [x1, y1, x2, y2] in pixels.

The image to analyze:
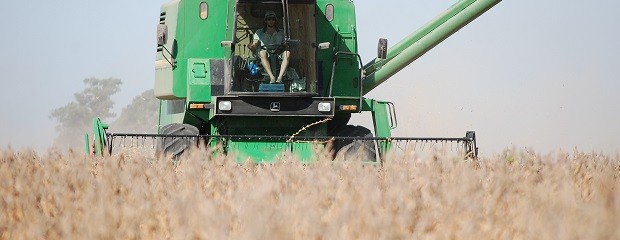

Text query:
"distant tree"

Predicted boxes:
[[111, 89, 159, 133], [50, 78, 122, 149]]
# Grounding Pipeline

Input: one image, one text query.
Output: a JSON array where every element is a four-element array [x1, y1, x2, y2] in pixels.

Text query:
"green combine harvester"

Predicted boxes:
[[88, 0, 502, 162]]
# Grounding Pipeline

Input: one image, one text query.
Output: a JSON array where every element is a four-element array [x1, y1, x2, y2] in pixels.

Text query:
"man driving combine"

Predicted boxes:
[[248, 11, 290, 84]]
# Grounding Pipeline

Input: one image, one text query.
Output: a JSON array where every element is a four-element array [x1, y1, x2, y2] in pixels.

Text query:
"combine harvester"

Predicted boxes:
[[87, 0, 502, 162]]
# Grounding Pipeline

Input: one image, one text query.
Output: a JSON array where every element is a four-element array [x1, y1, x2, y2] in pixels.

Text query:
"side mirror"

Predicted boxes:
[[377, 38, 388, 59], [317, 42, 330, 50], [157, 24, 168, 46], [220, 41, 233, 47]]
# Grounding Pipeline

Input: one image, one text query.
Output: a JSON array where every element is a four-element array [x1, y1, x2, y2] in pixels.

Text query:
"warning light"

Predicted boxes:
[[339, 105, 358, 111]]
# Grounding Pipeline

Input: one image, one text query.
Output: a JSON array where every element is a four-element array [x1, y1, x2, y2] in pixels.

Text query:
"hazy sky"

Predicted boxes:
[[1, 0, 618, 156]]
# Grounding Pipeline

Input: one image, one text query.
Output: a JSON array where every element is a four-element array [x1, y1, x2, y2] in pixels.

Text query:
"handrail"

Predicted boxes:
[[328, 51, 364, 109]]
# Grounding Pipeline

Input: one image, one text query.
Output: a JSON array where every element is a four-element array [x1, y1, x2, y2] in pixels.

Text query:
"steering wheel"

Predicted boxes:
[[260, 43, 285, 55]]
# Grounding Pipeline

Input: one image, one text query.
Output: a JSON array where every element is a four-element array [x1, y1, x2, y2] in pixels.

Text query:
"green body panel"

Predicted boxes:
[[229, 140, 320, 163], [155, 0, 227, 102], [363, 99, 393, 157], [90, 118, 108, 156], [228, 140, 290, 163], [187, 59, 211, 102], [211, 115, 328, 161], [316, 0, 361, 103], [157, 99, 186, 129], [362, 99, 392, 139]]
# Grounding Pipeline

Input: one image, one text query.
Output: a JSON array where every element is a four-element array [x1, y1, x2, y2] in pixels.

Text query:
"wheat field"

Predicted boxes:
[[1, 147, 619, 239]]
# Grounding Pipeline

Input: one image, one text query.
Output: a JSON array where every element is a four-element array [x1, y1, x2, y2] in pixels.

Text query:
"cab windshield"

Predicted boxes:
[[228, 1, 318, 95]]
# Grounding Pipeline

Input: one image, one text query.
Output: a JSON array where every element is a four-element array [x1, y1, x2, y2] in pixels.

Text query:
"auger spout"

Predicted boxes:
[[362, 0, 501, 95]]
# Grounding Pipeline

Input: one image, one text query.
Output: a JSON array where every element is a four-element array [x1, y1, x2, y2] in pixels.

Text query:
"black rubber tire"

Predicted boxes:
[[155, 123, 199, 160], [332, 125, 377, 162]]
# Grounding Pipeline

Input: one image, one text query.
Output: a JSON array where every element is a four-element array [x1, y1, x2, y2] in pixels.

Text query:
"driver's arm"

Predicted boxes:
[[248, 31, 261, 51], [248, 39, 259, 51]]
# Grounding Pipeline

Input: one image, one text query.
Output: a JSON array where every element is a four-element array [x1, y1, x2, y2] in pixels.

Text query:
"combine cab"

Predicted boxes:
[[87, 0, 501, 162]]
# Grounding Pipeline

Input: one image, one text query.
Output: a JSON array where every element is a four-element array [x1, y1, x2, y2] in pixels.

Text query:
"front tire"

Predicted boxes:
[[155, 123, 199, 160], [332, 125, 377, 162]]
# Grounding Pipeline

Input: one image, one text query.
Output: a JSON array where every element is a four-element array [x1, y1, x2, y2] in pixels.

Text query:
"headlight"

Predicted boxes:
[[218, 101, 232, 111], [318, 102, 331, 112]]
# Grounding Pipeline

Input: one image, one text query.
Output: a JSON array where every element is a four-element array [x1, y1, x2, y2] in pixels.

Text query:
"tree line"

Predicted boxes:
[[50, 78, 159, 149]]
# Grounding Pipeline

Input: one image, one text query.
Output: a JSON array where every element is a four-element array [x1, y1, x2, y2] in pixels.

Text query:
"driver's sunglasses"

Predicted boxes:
[[266, 18, 276, 21]]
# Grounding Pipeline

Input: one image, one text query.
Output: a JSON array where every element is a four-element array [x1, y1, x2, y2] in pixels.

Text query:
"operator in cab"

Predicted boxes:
[[248, 11, 290, 84]]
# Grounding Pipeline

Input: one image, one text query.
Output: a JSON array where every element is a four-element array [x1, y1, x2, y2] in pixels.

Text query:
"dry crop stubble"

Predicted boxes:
[[0, 147, 619, 239]]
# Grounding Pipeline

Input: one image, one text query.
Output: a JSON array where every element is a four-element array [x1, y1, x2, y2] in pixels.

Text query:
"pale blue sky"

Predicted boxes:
[[1, 0, 618, 156]]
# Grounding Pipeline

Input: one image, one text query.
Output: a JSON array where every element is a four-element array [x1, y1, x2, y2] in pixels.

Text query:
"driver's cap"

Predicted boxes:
[[264, 11, 277, 20]]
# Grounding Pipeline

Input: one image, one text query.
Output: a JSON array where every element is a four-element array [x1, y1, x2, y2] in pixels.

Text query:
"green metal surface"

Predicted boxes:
[[363, 98, 393, 158], [91, 118, 108, 156], [316, 0, 360, 99], [210, 116, 328, 162], [154, 0, 227, 105], [84, 133, 90, 155], [228, 140, 320, 163], [362, 0, 502, 94]]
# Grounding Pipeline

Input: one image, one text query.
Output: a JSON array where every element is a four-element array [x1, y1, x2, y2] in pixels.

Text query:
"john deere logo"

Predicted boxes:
[[270, 102, 280, 112]]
